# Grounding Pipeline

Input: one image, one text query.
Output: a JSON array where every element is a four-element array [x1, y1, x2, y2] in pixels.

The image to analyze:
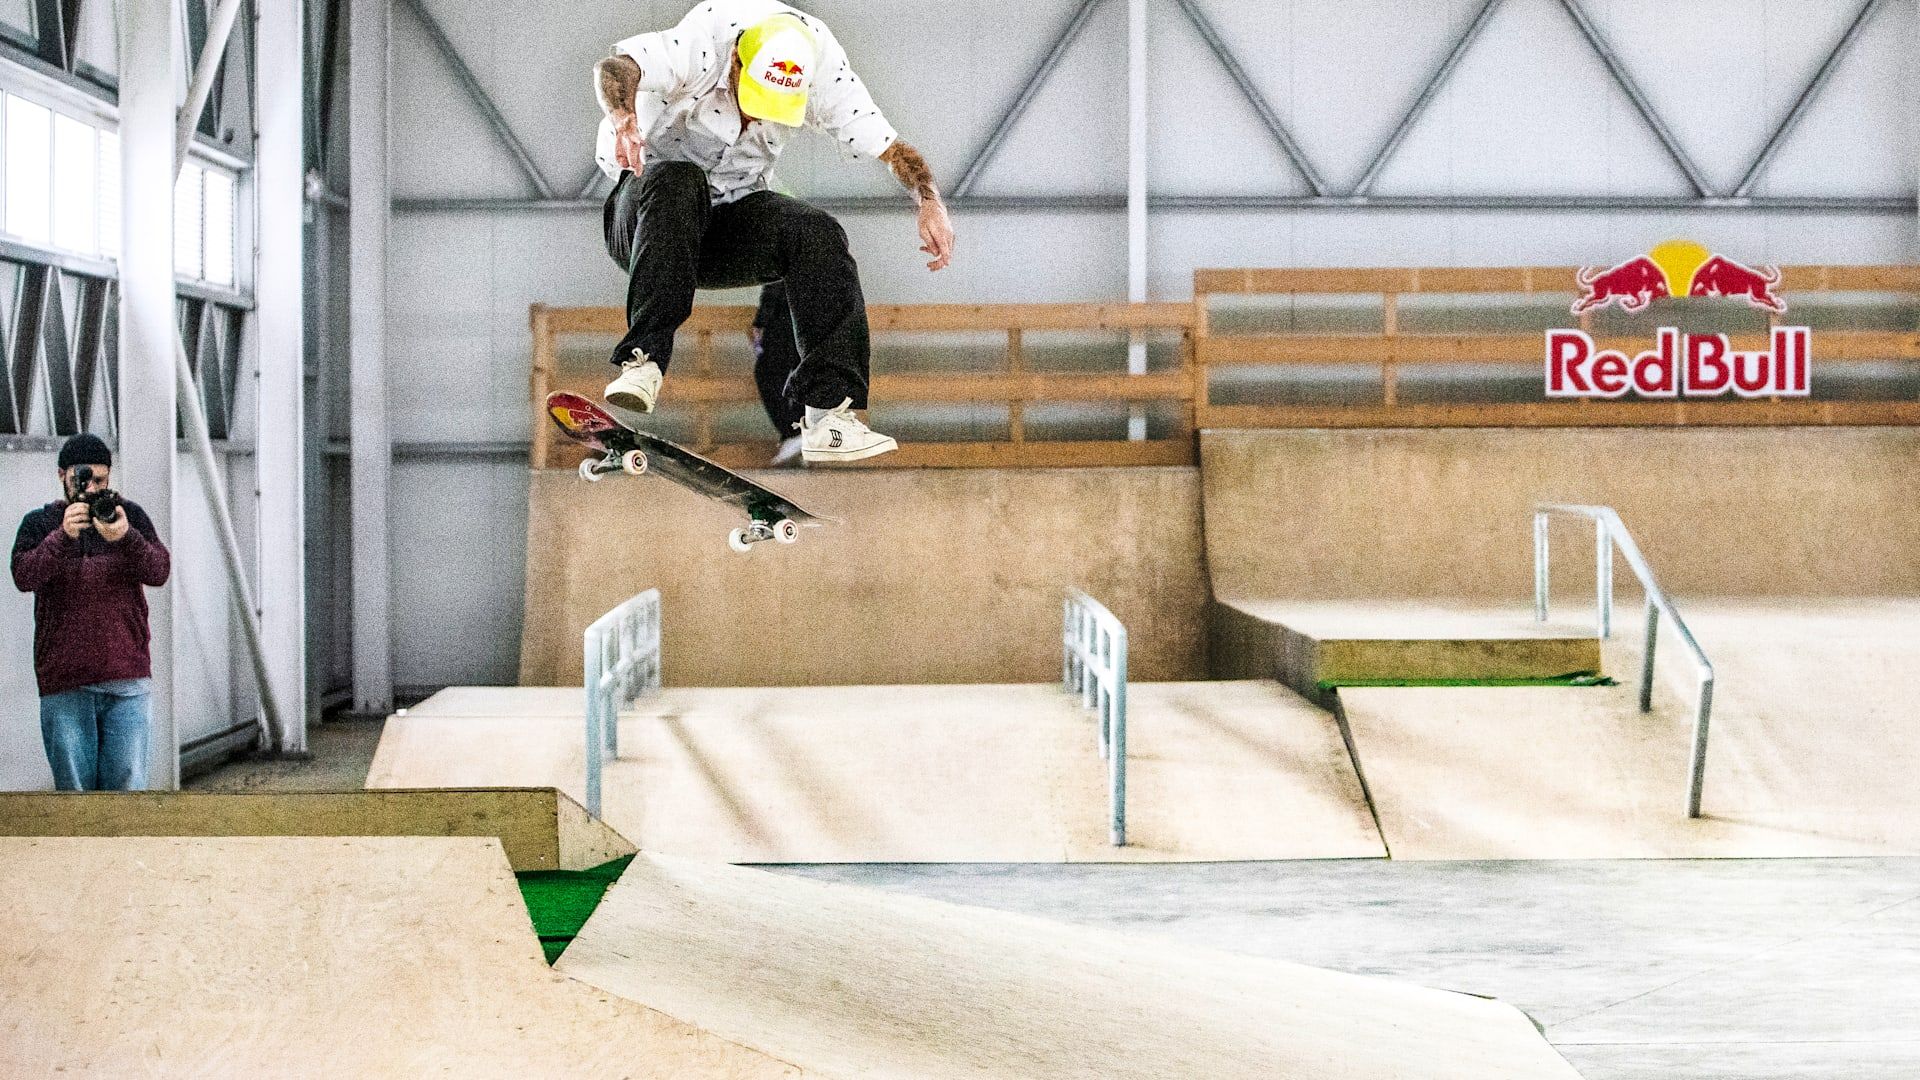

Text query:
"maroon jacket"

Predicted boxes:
[[11, 500, 171, 697]]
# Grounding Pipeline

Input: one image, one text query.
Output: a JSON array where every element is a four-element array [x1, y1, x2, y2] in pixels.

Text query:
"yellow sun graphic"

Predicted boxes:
[[1648, 239, 1712, 297]]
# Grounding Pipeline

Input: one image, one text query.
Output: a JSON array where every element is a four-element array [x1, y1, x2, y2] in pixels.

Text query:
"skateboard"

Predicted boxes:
[[545, 391, 832, 552]]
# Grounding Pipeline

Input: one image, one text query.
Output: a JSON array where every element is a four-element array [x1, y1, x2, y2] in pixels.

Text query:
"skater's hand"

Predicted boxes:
[[917, 199, 954, 272], [610, 111, 646, 174]]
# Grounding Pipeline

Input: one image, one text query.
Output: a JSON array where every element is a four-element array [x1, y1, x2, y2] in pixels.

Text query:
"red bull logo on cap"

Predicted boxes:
[[762, 59, 806, 88], [1549, 239, 1810, 399]]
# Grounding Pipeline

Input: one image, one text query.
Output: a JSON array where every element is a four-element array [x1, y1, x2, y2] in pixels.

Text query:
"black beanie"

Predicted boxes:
[[57, 433, 112, 470]]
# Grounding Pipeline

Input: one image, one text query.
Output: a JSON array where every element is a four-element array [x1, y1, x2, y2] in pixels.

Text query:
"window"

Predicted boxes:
[[0, 89, 239, 286], [171, 162, 237, 286], [5, 95, 53, 245], [51, 113, 98, 254], [174, 164, 203, 277], [201, 170, 234, 286]]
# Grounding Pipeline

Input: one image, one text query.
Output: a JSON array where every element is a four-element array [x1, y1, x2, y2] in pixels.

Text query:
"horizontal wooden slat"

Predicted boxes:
[[535, 303, 1196, 338], [553, 371, 1194, 406], [1197, 265, 1920, 297], [1199, 331, 1920, 366], [1197, 400, 1920, 429], [543, 438, 1193, 470]]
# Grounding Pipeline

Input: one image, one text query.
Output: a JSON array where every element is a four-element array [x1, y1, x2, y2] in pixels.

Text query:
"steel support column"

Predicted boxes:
[[1125, 0, 1146, 440], [256, 0, 311, 750], [349, 0, 394, 714], [117, 0, 178, 788]]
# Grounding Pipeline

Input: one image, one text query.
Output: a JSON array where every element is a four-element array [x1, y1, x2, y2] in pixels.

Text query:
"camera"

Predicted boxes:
[[72, 466, 124, 524]]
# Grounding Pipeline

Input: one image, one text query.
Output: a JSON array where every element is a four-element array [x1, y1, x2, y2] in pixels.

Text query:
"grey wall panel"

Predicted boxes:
[[0, 451, 59, 790], [387, 456, 530, 688]]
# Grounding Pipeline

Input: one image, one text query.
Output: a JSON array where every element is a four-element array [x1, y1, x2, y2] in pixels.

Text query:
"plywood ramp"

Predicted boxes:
[[0, 836, 801, 1078], [518, 467, 1208, 688], [368, 682, 1384, 862], [0, 789, 633, 871], [557, 853, 1580, 1080], [1343, 599, 1920, 859]]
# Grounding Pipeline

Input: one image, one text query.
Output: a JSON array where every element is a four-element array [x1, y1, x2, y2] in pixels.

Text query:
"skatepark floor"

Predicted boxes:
[[776, 858, 1920, 1080]]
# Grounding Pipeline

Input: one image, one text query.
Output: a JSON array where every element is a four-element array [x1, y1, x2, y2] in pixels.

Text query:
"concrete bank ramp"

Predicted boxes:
[[370, 682, 1383, 863], [557, 853, 1581, 1080], [0, 836, 798, 1077], [1342, 600, 1920, 859]]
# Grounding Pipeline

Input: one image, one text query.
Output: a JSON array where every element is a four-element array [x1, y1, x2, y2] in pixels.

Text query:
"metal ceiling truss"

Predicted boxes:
[[378, 0, 1913, 216]]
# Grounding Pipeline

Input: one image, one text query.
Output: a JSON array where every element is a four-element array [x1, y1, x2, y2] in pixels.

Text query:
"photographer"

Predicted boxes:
[[10, 434, 171, 790]]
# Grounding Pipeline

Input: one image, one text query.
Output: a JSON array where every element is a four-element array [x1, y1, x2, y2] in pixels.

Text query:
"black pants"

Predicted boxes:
[[603, 162, 871, 434]]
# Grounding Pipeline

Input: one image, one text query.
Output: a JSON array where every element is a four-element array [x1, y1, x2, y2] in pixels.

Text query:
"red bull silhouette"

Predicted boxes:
[[1688, 255, 1786, 313], [1572, 256, 1669, 314]]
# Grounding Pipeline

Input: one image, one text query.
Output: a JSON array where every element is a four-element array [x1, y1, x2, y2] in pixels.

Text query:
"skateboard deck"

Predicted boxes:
[[546, 391, 832, 551]]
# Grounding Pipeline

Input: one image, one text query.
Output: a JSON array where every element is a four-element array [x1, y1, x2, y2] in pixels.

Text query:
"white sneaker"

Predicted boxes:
[[770, 434, 804, 466], [801, 398, 897, 464], [605, 352, 663, 414]]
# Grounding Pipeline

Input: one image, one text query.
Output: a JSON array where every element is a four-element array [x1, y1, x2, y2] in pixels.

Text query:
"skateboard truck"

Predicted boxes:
[[729, 501, 802, 553], [579, 449, 649, 483]]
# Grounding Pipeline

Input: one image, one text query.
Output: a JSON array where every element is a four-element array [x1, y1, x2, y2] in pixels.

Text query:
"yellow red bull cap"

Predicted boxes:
[[736, 14, 815, 127]]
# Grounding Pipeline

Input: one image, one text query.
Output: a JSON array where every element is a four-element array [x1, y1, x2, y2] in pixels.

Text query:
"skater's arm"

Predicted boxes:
[[594, 55, 647, 173], [881, 142, 954, 272]]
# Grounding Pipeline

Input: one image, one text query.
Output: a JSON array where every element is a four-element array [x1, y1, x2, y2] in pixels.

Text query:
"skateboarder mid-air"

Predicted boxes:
[[593, 0, 955, 464]]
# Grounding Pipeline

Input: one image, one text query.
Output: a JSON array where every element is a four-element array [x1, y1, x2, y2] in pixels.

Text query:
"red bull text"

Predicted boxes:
[[1547, 327, 1810, 398], [1548, 240, 1810, 400]]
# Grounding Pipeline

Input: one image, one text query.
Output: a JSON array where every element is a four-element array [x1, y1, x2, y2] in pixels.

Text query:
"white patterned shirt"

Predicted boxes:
[[594, 0, 898, 205]]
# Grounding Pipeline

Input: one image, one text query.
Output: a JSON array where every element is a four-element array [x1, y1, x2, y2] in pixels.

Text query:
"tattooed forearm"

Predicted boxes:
[[595, 54, 641, 114], [881, 141, 940, 206]]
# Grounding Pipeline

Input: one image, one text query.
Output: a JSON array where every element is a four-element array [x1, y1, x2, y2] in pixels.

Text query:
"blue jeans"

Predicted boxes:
[[40, 680, 151, 790]]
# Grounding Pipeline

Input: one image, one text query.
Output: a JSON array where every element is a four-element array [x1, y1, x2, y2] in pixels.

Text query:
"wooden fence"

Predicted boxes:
[[531, 265, 1920, 469]]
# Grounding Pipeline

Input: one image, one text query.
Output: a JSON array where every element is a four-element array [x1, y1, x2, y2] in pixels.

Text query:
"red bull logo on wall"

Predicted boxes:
[[1548, 239, 1809, 399]]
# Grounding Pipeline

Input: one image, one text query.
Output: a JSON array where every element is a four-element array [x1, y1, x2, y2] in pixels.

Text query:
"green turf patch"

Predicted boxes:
[[1318, 672, 1616, 690], [515, 855, 634, 964]]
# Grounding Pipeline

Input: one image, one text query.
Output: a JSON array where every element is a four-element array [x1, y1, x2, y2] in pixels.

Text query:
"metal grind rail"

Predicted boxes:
[[583, 589, 662, 818], [1533, 505, 1716, 818], [1063, 589, 1128, 845]]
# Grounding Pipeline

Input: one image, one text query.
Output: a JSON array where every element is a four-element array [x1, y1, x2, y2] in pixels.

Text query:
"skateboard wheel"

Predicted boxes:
[[727, 528, 753, 553], [621, 449, 649, 476], [773, 518, 799, 544], [579, 459, 604, 483]]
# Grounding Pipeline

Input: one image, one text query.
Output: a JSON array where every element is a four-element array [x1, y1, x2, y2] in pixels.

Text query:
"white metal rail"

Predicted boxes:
[[1533, 505, 1716, 818], [1064, 589, 1128, 846], [582, 589, 662, 819]]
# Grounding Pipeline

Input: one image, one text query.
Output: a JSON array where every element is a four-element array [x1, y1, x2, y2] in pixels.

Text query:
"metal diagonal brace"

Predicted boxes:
[[1556, 0, 1715, 197], [1170, 0, 1328, 197], [396, 0, 557, 199], [171, 0, 288, 752], [176, 0, 244, 169], [1352, 0, 1505, 197], [954, 0, 1108, 198], [1734, 0, 1888, 197]]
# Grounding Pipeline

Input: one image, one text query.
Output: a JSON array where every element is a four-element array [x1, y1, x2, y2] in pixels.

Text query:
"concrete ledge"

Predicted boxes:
[[0, 789, 635, 872], [1213, 599, 1602, 704]]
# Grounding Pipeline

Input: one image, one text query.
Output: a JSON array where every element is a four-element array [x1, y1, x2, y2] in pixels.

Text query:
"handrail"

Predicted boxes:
[[1533, 505, 1716, 818], [1063, 589, 1128, 846], [582, 589, 662, 819]]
